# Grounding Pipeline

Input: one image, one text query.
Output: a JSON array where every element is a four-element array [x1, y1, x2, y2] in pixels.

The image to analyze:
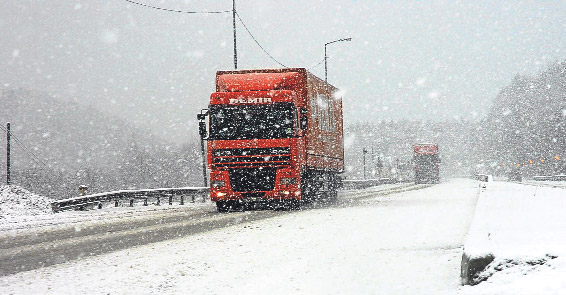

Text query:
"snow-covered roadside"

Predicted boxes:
[[460, 181, 566, 294], [0, 183, 408, 235], [0, 185, 212, 235], [0, 179, 478, 295], [0, 185, 53, 226]]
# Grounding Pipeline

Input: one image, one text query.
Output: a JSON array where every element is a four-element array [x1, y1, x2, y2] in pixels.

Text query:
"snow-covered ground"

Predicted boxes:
[[0, 185, 53, 227], [460, 181, 566, 294], [0, 179, 478, 294]]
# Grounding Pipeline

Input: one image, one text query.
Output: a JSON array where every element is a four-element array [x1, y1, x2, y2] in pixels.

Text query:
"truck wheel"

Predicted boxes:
[[286, 200, 301, 210], [325, 190, 338, 204], [216, 201, 229, 213]]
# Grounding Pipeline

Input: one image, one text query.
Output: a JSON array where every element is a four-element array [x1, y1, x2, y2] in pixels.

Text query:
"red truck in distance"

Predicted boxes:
[[413, 144, 441, 184], [199, 68, 344, 212]]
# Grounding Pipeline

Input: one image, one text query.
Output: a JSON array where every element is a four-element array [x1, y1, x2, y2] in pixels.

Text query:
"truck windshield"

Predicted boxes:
[[209, 102, 295, 140], [414, 154, 440, 164]]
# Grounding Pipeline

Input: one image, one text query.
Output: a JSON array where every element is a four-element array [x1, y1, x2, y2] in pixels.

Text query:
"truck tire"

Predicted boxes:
[[216, 201, 229, 213], [326, 189, 338, 204]]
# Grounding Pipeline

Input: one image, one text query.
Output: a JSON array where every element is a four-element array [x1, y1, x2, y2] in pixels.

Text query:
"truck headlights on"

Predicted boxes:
[[280, 178, 297, 185], [211, 180, 226, 188]]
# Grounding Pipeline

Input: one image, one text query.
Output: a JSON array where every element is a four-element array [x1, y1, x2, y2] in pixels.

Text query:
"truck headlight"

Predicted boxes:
[[280, 177, 297, 185], [211, 180, 226, 188]]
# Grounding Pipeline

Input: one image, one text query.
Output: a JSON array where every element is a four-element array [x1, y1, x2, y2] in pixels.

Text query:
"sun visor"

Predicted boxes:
[[217, 72, 301, 92]]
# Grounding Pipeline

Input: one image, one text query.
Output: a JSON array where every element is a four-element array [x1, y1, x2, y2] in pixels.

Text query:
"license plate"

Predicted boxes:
[[245, 196, 261, 202]]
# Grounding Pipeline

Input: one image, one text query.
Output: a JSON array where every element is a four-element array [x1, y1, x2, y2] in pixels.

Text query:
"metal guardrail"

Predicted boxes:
[[52, 178, 419, 213], [342, 178, 402, 190], [51, 187, 209, 213], [533, 175, 566, 181]]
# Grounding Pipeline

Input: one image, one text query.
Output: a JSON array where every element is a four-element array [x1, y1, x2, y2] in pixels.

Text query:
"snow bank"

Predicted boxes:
[[0, 185, 53, 225], [461, 181, 566, 293]]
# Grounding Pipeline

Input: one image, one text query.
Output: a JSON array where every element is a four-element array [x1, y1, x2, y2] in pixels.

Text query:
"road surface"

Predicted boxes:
[[0, 183, 421, 276], [0, 180, 478, 294]]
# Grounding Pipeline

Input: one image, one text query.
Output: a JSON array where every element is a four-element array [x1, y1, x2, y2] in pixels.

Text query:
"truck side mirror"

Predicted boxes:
[[197, 112, 208, 139]]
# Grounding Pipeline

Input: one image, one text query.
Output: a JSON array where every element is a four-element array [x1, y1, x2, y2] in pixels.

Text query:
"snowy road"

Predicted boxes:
[[0, 183, 419, 276], [0, 179, 478, 294], [0, 209, 282, 276]]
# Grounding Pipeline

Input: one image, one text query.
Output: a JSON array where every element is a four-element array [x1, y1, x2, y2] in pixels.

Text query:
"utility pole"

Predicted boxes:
[[363, 147, 368, 180], [6, 122, 10, 185], [232, 0, 237, 69]]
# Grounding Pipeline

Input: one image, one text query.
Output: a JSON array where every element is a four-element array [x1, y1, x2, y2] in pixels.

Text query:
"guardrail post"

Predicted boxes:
[[129, 199, 134, 207], [115, 200, 119, 207], [156, 197, 161, 206], [143, 198, 148, 206], [180, 196, 184, 205], [169, 195, 173, 205], [192, 193, 195, 203]]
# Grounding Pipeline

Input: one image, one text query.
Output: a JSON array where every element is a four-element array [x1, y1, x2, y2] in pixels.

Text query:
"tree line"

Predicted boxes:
[[1, 88, 204, 199]]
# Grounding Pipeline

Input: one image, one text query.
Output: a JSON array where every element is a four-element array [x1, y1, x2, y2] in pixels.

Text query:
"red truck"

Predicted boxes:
[[413, 144, 440, 184], [199, 68, 344, 212]]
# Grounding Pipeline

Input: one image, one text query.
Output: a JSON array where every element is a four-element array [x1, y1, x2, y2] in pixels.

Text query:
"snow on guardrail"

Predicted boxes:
[[51, 187, 209, 213], [51, 178, 415, 213], [533, 175, 566, 181], [342, 178, 412, 190]]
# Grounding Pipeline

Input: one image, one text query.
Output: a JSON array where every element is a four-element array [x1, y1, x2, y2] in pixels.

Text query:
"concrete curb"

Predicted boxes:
[[460, 252, 494, 285]]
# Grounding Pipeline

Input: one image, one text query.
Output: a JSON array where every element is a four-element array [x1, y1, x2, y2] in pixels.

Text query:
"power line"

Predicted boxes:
[[235, 12, 288, 68], [124, 0, 230, 14], [0, 125, 49, 169], [308, 58, 325, 71], [0, 125, 59, 178]]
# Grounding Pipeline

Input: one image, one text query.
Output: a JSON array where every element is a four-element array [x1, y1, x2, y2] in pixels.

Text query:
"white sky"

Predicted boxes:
[[1, 0, 565, 142]]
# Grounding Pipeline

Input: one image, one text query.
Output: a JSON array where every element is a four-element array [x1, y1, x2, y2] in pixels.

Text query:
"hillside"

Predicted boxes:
[[0, 88, 203, 199], [479, 61, 566, 176]]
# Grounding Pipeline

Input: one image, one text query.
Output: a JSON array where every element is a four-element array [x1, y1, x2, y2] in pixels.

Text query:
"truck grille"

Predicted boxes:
[[229, 168, 276, 192], [214, 147, 290, 157], [213, 147, 291, 168]]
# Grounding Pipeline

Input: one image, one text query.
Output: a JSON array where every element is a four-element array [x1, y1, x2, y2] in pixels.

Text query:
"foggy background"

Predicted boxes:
[[1, 0, 566, 197], [2, 1, 565, 138]]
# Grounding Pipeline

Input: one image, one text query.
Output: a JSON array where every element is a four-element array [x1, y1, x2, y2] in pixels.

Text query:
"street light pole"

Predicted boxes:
[[232, 0, 237, 69], [6, 122, 10, 185], [324, 45, 328, 83], [324, 37, 352, 83]]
